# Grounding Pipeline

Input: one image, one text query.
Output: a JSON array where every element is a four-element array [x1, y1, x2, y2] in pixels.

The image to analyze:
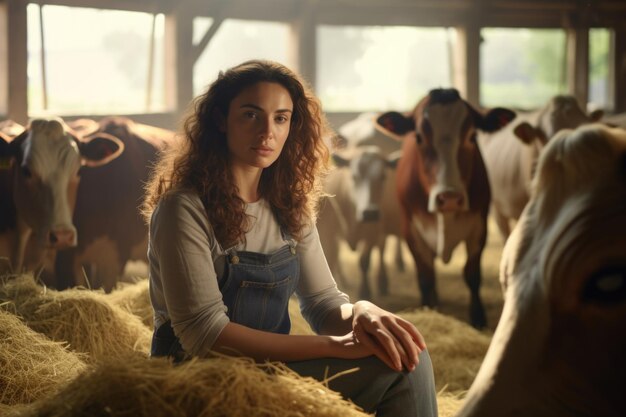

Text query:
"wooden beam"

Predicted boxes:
[[3, 0, 28, 124], [289, 0, 317, 89], [453, 25, 481, 107], [163, 7, 194, 118], [187, 0, 297, 21], [567, 27, 589, 107], [0, 1, 8, 117], [192, 15, 225, 65], [27, 0, 173, 14]]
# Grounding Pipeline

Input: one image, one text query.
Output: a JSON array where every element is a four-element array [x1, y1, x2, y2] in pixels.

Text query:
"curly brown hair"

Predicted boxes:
[[142, 60, 331, 247]]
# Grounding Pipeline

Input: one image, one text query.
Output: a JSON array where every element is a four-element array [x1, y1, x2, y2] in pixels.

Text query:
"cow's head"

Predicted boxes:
[[458, 124, 626, 417], [332, 146, 400, 222], [376, 88, 515, 213], [0, 118, 123, 252], [514, 95, 604, 146]]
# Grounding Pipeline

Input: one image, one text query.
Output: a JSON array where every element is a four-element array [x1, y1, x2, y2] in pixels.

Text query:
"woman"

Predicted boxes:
[[142, 59, 437, 417]]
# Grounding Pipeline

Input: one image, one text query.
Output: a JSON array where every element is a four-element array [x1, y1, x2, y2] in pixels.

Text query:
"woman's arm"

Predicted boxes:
[[213, 321, 369, 362]]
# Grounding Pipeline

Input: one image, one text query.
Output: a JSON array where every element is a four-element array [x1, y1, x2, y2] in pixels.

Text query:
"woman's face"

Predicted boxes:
[[222, 81, 293, 171]]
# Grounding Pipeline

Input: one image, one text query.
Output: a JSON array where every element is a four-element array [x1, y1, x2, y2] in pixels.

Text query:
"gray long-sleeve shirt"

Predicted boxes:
[[148, 189, 350, 357]]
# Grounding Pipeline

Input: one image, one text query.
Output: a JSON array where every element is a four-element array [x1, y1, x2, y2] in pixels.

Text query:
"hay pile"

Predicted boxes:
[[0, 309, 86, 405], [105, 278, 153, 328], [0, 275, 151, 362], [437, 391, 466, 417], [399, 308, 491, 393], [12, 354, 370, 417], [289, 297, 315, 335]]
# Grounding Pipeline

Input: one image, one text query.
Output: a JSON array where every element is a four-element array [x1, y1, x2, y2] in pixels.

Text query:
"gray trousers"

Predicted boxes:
[[287, 350, 438, 417]]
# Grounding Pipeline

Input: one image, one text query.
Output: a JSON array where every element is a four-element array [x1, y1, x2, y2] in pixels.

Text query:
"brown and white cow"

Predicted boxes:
[[457, 123, 626, 417], [376, 88, 515, 328], [54, 116, 173, 291], [318, 146, 401, 298], [480, 95, 604, 240], [0, 118, 123, 276]]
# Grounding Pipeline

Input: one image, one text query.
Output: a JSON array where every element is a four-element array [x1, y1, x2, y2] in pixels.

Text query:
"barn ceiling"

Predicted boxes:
[[22, 0, 626, 28]]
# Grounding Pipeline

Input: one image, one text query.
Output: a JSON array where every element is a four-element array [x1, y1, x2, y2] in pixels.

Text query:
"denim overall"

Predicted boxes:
[[151, 234, 299, 360]]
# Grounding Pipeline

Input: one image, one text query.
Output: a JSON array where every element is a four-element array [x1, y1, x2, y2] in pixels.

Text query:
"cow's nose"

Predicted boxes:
[[361, 208, 380, 222], [49, 229, 76, 249], [435, 191, 464, 211]]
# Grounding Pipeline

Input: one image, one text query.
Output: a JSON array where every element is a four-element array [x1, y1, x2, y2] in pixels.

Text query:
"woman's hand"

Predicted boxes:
[[351, 300, 427, 371], [327, 331, 372, 360]]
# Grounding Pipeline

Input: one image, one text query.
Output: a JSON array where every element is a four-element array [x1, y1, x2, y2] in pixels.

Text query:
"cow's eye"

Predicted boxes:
[[582, 266, 626, 305]]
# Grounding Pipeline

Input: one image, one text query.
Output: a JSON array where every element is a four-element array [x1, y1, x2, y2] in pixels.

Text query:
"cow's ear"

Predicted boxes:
[[78, 133, 124, 167], [375, 112, 414, 138], [386, 150, 402, 168], [513, 122, 547, 145], [331, 153, 350, 167], [480, 108, 516, 133], [589, 109, 604, 122]]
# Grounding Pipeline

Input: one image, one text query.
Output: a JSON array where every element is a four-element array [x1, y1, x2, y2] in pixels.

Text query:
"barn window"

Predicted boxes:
[[26, 4, 166, 115], [316, 25, 452, 112], [588, 28, 611, 111], [192, 18, 290, 96], [480, 28, 567, 109]]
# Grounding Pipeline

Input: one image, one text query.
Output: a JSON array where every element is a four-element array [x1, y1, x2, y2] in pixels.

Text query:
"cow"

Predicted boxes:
[[335, 113, 409, 271], [54, 116, 174, 292], [0, 118, 123, 278], [456, 123, 626, 417], [480, 95, 604, 240], [317, 146, 401, 299], [337, 112, 403, 156], [375, 88, 515, 328]]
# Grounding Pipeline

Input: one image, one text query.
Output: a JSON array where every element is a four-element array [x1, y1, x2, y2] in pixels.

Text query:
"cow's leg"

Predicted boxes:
[[321, 233, 345, 287], [464, 252, 487, 329], [414, 253, 437, 308], [377, 235, 389, 296], [394, 236, 405, 272], [464, 219, 488, 329], [358, 241, 373, 300], [404, 231, 437, 307]]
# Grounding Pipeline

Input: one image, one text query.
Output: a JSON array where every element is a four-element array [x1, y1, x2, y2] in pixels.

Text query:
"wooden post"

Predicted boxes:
[[289, 0, 317, 90], [2, 0, 28, 123], [567, 27, 589, 108], [164, 7, 194, 120], [452, 24, 480, 107]]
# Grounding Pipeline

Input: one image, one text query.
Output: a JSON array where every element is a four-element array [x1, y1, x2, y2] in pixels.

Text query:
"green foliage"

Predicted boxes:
[[589, 28, 610, 82]]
